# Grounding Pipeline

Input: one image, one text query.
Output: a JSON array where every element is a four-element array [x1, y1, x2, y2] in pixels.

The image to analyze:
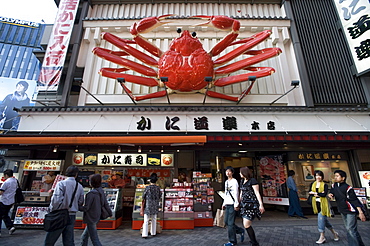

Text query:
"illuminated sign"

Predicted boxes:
[[23, 160, 62, 171]]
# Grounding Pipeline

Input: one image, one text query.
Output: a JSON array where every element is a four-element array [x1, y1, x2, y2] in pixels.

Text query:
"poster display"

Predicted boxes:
[[259, 155, 288, 205], [14, 206, 49, 225], [23, 160, 61, 171]]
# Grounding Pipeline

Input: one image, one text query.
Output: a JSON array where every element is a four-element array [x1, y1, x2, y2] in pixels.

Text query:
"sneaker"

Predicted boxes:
[[333, 232, 339, 241], [240, 228, 245, 242], [224, 242, 237, 246], [9, 227, 16, 235]]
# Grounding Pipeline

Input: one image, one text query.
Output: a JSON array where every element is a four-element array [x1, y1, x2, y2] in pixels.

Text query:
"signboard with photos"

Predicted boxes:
[[23, 160, 62, 171]]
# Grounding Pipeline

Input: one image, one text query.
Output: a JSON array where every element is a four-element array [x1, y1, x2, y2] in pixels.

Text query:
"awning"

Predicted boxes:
[[0, 135, 207, 145]]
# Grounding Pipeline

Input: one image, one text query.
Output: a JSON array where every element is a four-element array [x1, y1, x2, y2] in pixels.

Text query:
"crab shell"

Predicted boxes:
[[158, 30, 213, 92]]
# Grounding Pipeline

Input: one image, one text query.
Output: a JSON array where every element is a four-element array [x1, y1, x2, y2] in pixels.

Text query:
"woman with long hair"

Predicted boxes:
[[309, 170, 339, 244], [239, 167, 265, 246]]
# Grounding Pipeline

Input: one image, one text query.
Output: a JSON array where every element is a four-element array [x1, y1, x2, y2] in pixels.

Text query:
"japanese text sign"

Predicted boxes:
[[38, 0, 79, 89], [23, 160, 61, 171], [97, 153, 148, 166], [333, 0, 370, 75]]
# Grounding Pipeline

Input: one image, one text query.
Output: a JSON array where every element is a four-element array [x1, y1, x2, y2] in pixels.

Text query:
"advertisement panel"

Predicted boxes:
[[0, 77, 37, 130], [38, 0, 78, 89]]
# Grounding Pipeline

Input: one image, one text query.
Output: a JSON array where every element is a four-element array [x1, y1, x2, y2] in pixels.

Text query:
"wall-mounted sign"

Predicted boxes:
[[333, 0, 370, 75], [38, 0, 79, 89], [0, 16, 39, 28], [288, 152, 348, 161], [23, 160, 62, 171], [97, 153, 148, 167]]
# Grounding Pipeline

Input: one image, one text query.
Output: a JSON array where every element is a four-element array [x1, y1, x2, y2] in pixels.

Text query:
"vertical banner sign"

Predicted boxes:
[[333, 0, 370, 75], [38, 0, 78, 89]]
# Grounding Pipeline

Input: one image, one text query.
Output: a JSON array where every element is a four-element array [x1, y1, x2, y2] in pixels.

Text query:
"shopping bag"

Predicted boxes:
[[140, 219, 162, 234], [43, 209, 69, 232], [213, 209, 225, 228]]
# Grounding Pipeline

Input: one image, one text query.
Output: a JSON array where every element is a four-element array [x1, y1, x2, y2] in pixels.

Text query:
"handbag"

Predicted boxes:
[[99, 192, 111, 220], [307, 194, 313, 205], [15, 179, 25, 204], [44, 181, 78, 232]]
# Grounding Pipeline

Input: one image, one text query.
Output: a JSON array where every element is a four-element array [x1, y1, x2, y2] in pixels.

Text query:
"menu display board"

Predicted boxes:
[[23, 160, 62, 171], [14, 206, 49, 225]]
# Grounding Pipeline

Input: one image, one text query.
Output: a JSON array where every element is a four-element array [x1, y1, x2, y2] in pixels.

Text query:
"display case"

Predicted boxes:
[[192, 172, 214, 227], [163, 188, 194, 229], [75, 188, 123, 230], [132, 185, 164, 230]]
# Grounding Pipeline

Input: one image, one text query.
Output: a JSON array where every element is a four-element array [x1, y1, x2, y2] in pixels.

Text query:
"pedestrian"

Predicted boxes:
[[239, 166, 264, 246], [44, 166, 84, 246], [140, 173, 161, 239], [287, 170, 307, 219], [222, 166, 245, 246], [80, 174, 112, 246], [0, 169, 17, 237], [328, 170, 366, 246], [308, 170, 339, 244]]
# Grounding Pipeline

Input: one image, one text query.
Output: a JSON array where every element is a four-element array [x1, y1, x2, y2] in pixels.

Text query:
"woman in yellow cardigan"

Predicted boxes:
[[309, 170, 339, 244]]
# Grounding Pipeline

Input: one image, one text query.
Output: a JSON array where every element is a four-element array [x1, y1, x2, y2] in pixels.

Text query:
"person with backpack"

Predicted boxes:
[[328, 170, 366, 246], [80, 174, 112, 246], [0, 169, 17, 237]]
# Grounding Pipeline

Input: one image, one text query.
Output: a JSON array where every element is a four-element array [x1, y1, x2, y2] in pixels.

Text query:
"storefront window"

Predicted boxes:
[[288, 160, 351, 199]]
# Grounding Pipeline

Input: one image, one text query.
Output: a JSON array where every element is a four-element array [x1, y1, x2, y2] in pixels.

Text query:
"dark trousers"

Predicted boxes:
[[44, 214, 76, 246], [288, 189, 304, 217], [0, 202, 14, 232], [224, 205, 244, 244]]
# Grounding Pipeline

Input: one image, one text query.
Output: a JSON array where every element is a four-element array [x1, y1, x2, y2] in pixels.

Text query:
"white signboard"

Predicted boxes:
[[97, 153, 147, 167], [23, 160, 61, 171], [263, 197, 289, 206], [333, 0, 370, 75], [38, 0, 78, 89]]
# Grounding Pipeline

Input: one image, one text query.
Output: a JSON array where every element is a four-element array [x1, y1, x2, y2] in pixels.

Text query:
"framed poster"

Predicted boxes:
[[302, 165, 315, 181]]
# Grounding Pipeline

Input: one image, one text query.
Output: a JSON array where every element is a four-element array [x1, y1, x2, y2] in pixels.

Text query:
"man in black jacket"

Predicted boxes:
[[328, 170, 365, 246]]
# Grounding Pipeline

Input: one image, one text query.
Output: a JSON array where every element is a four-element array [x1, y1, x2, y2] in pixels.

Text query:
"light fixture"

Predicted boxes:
[[138, 146, 142, 153], [160, 77, 170, 104], [116, 78, 137, 104], [238, 150, 247, 153], [74, 146, 79, 153], [238, 143, 243, 146], [270, 80, 300, 105], [117, 146, 121, 153], [53, 145, 58, 153], [161, 146, 164, 153], [177, 149, 180, 152]]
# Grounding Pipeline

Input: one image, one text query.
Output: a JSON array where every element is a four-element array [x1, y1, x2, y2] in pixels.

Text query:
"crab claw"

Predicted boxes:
[[130, 14, 175, 35], [192, 15, 240, 32]]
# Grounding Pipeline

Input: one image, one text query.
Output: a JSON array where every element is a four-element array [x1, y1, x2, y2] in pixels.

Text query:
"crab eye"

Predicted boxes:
[[177, 28, 182, 34], [192, 32, 196, 37]]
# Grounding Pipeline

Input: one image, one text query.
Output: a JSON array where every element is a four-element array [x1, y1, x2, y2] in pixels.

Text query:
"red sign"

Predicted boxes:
[[38, 0, 79, 88]]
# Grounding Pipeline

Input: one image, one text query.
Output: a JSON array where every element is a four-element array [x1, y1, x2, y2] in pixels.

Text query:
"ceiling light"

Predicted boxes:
[[138, 146, 142, 153], [117, 146, 121, 153]]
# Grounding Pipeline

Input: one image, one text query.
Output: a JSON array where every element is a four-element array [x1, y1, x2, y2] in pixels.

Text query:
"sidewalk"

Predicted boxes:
[[1, 210, 369, 246]]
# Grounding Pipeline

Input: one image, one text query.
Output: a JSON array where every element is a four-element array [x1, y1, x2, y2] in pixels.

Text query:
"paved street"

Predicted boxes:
[[1, 210, 369, 246]]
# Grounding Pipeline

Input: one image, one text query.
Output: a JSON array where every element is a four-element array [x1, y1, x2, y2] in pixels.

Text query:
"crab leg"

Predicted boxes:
[[192, 15, 240, 56], [214, 30, 272, 66], [93, 47, 157, 77], [130, 15, 174, 58], [215, 48, 282, 75], [214, 67, 275, 87], [205, 90, 239, 102], [99, 68, 159, 87], [135, 90, 169, 101], [102, 32, 158, 66]]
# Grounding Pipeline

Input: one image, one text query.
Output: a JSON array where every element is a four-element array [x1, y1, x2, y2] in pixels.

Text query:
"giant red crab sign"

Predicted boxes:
[[93, 15, 282, 103]]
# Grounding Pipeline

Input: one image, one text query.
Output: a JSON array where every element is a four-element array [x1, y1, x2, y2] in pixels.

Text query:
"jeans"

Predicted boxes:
[[341, 213, 365, 246], [142, 213, 157, 237], [0, 202, 14, 232], [317, 212, 333, 233], [224, 205, 244, 244], [81, 222, 102, 246], [44, 214, 76, 246]]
